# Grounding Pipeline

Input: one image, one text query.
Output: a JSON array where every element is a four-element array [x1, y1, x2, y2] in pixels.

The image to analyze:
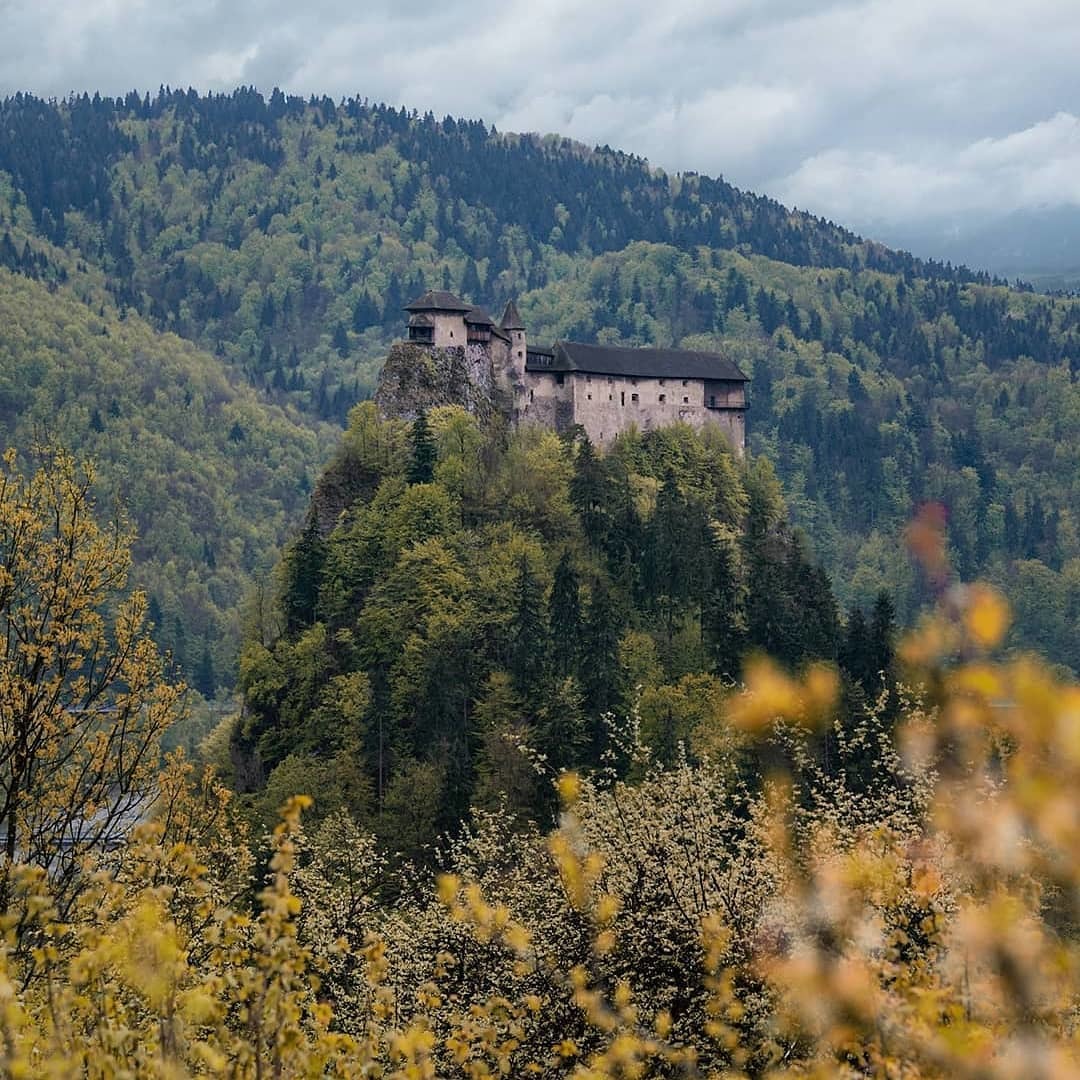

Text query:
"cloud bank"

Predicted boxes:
[[2, 0, 1080, 234]]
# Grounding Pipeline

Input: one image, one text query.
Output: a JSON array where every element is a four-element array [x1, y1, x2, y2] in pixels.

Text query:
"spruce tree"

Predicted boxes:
[[407, 411, 437, 485], [869, 590, 897, 688], [580, 577, 623, 763], [195, 642, 216, 699], [282, 512, 326, 632], [549, 550, 583, 677], [569, 438, 607, 547], [840, 605, 872, 688], [536, 676, 588, 778], [702, 531, 745, 679], [509, 555, 547, 697]]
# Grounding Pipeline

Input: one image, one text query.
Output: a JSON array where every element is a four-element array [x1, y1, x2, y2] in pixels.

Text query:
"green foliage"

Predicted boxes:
[[2, 87, 1078, 682], [238, 408, 849, 851], [0, 269, 334, 694]]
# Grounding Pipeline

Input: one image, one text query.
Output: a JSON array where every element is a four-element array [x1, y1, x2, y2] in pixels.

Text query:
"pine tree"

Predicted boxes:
[[869, 590, 897, 688], [570, 438, 607, 547], [549, 551, 583, 677], [840, 605, 873, 688], [195, 642, 216, 699], [580, 577, 623, 762], [702, 530, 745, 679], [282, 512, 326, 632], [509, 555, 547, 697], [407, 411, 437, 485]]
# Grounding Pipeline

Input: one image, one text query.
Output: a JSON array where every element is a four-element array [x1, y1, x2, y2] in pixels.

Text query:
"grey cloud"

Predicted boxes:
[[2, 0, 1080, 236]]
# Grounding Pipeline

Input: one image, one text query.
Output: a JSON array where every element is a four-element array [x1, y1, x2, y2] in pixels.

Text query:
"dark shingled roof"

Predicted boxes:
[[464, 305, 495, 326], [527, 341, 748, 381], [405, 290, 472, 313], [500, 299, 525, 331]]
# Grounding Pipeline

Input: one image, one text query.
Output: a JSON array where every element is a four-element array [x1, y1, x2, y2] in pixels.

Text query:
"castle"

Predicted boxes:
[[401, 290, 748, 453]]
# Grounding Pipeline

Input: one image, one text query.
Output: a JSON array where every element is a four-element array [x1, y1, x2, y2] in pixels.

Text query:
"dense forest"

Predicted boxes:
[[0, 87, 1077, 686], [228, 405, 897, 852]]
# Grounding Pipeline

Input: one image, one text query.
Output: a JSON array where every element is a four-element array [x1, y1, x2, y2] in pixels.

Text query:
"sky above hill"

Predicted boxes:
[[4, 0, 1080, 267]]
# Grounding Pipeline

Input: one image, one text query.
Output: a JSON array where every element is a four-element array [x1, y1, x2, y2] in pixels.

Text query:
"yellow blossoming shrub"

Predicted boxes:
[[3, 450, 1080, 1077]]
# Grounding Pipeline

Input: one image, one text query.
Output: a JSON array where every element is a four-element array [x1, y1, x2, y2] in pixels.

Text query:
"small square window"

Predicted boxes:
[[683, 396, 689, 404], [682, 379, 688, 386], [631, 393, 639, 403], [587, 393, 592, 400], [659, 394, 666, 403]]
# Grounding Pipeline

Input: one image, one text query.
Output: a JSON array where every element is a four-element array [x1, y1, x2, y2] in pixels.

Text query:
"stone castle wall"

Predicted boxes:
[[379, 318, 747, 455], [516, 370, 746, 453]]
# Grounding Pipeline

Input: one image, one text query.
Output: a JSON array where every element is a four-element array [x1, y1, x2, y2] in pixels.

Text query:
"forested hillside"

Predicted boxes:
[[0, 87, 1077, 673], [233, 404, 890, 855], [0, 268, 337, 693]]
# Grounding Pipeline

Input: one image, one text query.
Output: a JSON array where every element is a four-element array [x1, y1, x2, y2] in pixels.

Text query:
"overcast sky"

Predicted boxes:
[[3, 0, 1080, 237]]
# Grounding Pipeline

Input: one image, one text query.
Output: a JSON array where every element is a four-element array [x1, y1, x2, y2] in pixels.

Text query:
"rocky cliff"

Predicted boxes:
[[374, 341, 503, 424]]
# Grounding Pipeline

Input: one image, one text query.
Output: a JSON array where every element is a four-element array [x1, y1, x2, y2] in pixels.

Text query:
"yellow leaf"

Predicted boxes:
[[965, 585, 1010, 649]]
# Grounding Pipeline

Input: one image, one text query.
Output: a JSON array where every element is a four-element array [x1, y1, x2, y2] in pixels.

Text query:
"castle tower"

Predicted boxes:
[[404, 290, 471, 348], [500, 299, 527, 384]]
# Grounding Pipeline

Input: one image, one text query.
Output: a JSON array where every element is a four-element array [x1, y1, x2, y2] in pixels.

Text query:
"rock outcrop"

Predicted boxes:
[[374, 341, 502, 423]]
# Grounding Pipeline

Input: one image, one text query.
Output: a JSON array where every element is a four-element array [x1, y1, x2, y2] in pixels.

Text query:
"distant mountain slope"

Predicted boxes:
[[0, 88, 1077, 671], [0, 268, 337, 691]]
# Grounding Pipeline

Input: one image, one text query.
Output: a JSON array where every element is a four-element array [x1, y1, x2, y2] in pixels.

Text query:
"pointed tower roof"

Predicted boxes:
[[500, 299, 525, 331]]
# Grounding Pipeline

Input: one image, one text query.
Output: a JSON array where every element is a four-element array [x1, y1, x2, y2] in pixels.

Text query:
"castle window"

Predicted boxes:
[[682, 379, 688, 386], [518, 350, 523, 358], [529, 390, 534, 401], [659, 379, 666, 386], [556, 373, 565, 385], [608, 394, 613, 401], [620, 391, 625, 406], [631, 393, 639, 403], [587, 393, 592, 400], [683, 396, 690, 404], [659, 394, 666, 403]]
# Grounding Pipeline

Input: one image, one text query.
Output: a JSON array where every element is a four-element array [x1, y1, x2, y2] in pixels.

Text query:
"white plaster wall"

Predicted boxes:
[[433, 313, 467, 348], [504, 363, 746, 454]]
